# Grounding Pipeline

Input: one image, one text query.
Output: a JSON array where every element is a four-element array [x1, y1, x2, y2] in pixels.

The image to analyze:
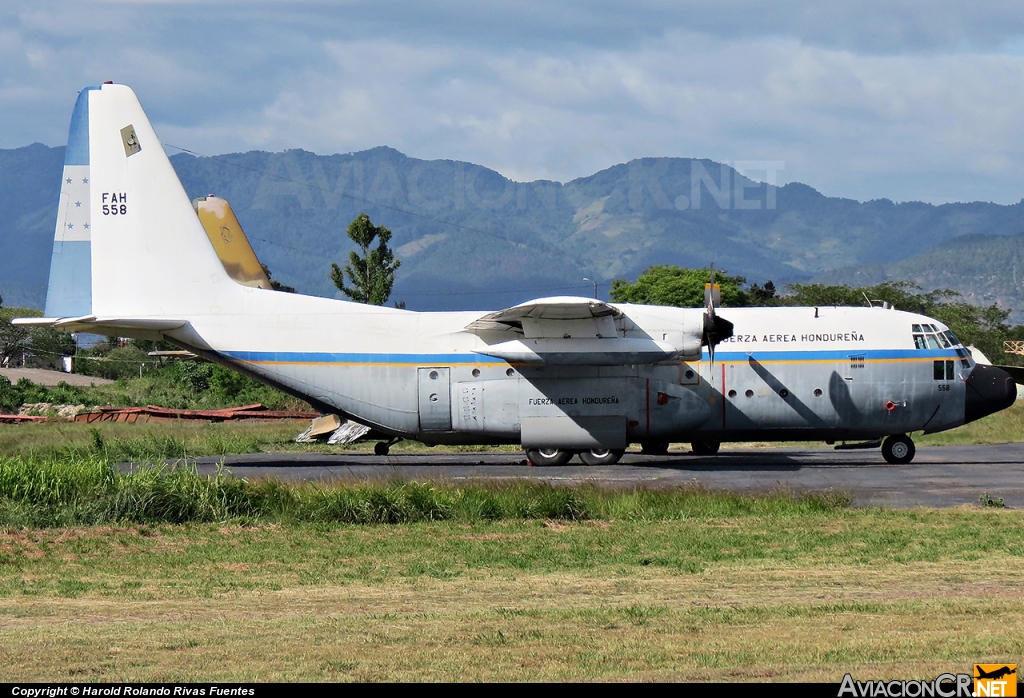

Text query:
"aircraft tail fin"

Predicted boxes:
[[41, 83, 237, 324]]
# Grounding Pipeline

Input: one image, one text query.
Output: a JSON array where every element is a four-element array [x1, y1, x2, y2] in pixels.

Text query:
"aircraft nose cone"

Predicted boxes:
[[964, 364, 1017, 424]]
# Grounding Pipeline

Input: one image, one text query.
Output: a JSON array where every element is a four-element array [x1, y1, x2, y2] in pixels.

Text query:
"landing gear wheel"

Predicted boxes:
[[640, 441, 670, 456], [881, 434, 915, 464], [374, 441, 391, 456], [525, 448, 574, 467], [691, 440, 721, 456], [579, 448, 625, 466]]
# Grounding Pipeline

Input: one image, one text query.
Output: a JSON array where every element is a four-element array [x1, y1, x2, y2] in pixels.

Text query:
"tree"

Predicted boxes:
[[748, 280, 778, 306], [930, 302, 1014, 362], [609, 265, 748, 307], [781, 280, 956, 311], [260, 263, 296, 293], [777, 280, 1024, 362], [0, 306, 32, 367], [330, 213, 401, 305]]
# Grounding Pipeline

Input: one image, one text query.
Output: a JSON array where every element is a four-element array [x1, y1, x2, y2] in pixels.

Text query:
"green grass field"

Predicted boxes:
[[1, 508, 1022, 681], [0, 403, 1021, 681]]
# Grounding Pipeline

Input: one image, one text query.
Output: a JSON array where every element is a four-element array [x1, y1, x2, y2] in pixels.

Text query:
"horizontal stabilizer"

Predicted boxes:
[[10, 317, 62, 327], [12, 315, 186, 336]]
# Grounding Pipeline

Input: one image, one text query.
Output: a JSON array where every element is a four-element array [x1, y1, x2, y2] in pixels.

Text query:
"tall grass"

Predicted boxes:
[[0, 453, 850, 529]]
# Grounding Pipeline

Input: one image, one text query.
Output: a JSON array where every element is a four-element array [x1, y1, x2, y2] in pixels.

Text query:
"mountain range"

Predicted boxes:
[[2, 143, 1023, 318]]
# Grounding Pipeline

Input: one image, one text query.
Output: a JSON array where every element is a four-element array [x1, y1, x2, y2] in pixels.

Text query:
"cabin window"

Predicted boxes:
[[933, 360, 954, 380], [955, 347, 972, 368]]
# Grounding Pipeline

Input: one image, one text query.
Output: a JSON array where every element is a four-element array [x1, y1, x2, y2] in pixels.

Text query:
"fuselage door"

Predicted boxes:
[[418, 367, 452, 431]]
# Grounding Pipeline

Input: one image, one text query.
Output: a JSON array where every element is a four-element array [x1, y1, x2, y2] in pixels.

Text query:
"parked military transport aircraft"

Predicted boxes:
[[15, 84, 1018, 465]]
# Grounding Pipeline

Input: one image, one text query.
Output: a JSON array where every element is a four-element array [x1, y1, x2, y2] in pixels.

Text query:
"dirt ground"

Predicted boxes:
[[0, 367, 113, 387]]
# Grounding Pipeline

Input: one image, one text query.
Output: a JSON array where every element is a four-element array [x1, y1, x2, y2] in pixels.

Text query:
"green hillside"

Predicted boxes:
[[3, 143, 1023, 311], [818, 232, 1024, 321]]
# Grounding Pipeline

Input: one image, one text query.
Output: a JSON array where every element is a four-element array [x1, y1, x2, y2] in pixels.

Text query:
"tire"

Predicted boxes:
[[690, 440, 721, 456], [374, 441, 390, 456], [881, 434, 915, 464], [525, 448, 574, 467], [640, 441, 670, 456], [579, 448, 625, 466]]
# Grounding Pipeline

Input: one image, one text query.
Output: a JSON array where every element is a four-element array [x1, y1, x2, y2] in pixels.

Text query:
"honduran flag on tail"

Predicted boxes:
[[44, 86, 98, 319]]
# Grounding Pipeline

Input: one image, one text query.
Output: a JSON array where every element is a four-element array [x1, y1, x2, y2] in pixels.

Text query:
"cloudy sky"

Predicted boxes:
[[4, 1, 1024, 204]]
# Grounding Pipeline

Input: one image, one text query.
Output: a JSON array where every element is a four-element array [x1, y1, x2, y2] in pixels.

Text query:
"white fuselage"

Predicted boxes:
[[163, 292, 974, 447]]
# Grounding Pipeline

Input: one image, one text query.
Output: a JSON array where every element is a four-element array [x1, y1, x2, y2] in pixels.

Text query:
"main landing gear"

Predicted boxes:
[[525, 448, 625, 466], [639, 440, 670, 456], [881, 434, 916, 464], [690, 440, 721, 456]]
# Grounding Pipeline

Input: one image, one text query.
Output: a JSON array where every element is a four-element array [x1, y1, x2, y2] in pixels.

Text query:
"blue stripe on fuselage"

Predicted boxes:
[[710, 348, 959, 362], [223, 351, 492, 365], [221, 348, 963, 366]]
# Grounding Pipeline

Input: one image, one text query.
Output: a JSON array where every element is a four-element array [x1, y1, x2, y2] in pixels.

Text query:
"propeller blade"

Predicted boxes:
[[704, 262, 719, 316], [702, 262, 733, 365]]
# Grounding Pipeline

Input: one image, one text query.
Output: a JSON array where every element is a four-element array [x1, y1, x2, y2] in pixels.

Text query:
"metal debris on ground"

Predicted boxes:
[[0, 403, 318, 424], [295, 413, 371, 444]]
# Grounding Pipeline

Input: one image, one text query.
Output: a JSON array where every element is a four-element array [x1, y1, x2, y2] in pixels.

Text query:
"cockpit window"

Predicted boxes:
[[913, 325, 962, 350]]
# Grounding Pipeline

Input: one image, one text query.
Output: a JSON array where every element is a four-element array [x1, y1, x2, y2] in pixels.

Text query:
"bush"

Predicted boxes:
[[0, 375, 23, 412], [76, 345, 152, 381], [170, 361, 214, 394], [209, 364, 250, 400]]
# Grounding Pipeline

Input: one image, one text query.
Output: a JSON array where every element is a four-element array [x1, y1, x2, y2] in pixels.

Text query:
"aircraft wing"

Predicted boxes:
[[465, 296, 695, 365], [465, 296, 621, 334]]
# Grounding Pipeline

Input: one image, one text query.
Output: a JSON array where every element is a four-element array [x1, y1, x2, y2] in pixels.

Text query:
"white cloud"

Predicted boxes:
[[4, 1, 1024, 203]]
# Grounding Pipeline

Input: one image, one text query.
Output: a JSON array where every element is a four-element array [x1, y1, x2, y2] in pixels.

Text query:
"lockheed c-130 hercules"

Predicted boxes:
[[15, 83, 1018, 465]]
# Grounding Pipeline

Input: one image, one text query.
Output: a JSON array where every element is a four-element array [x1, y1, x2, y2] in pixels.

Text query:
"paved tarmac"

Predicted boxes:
[[0, 367, 114, 387], [174, 443, 1024, 509]]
